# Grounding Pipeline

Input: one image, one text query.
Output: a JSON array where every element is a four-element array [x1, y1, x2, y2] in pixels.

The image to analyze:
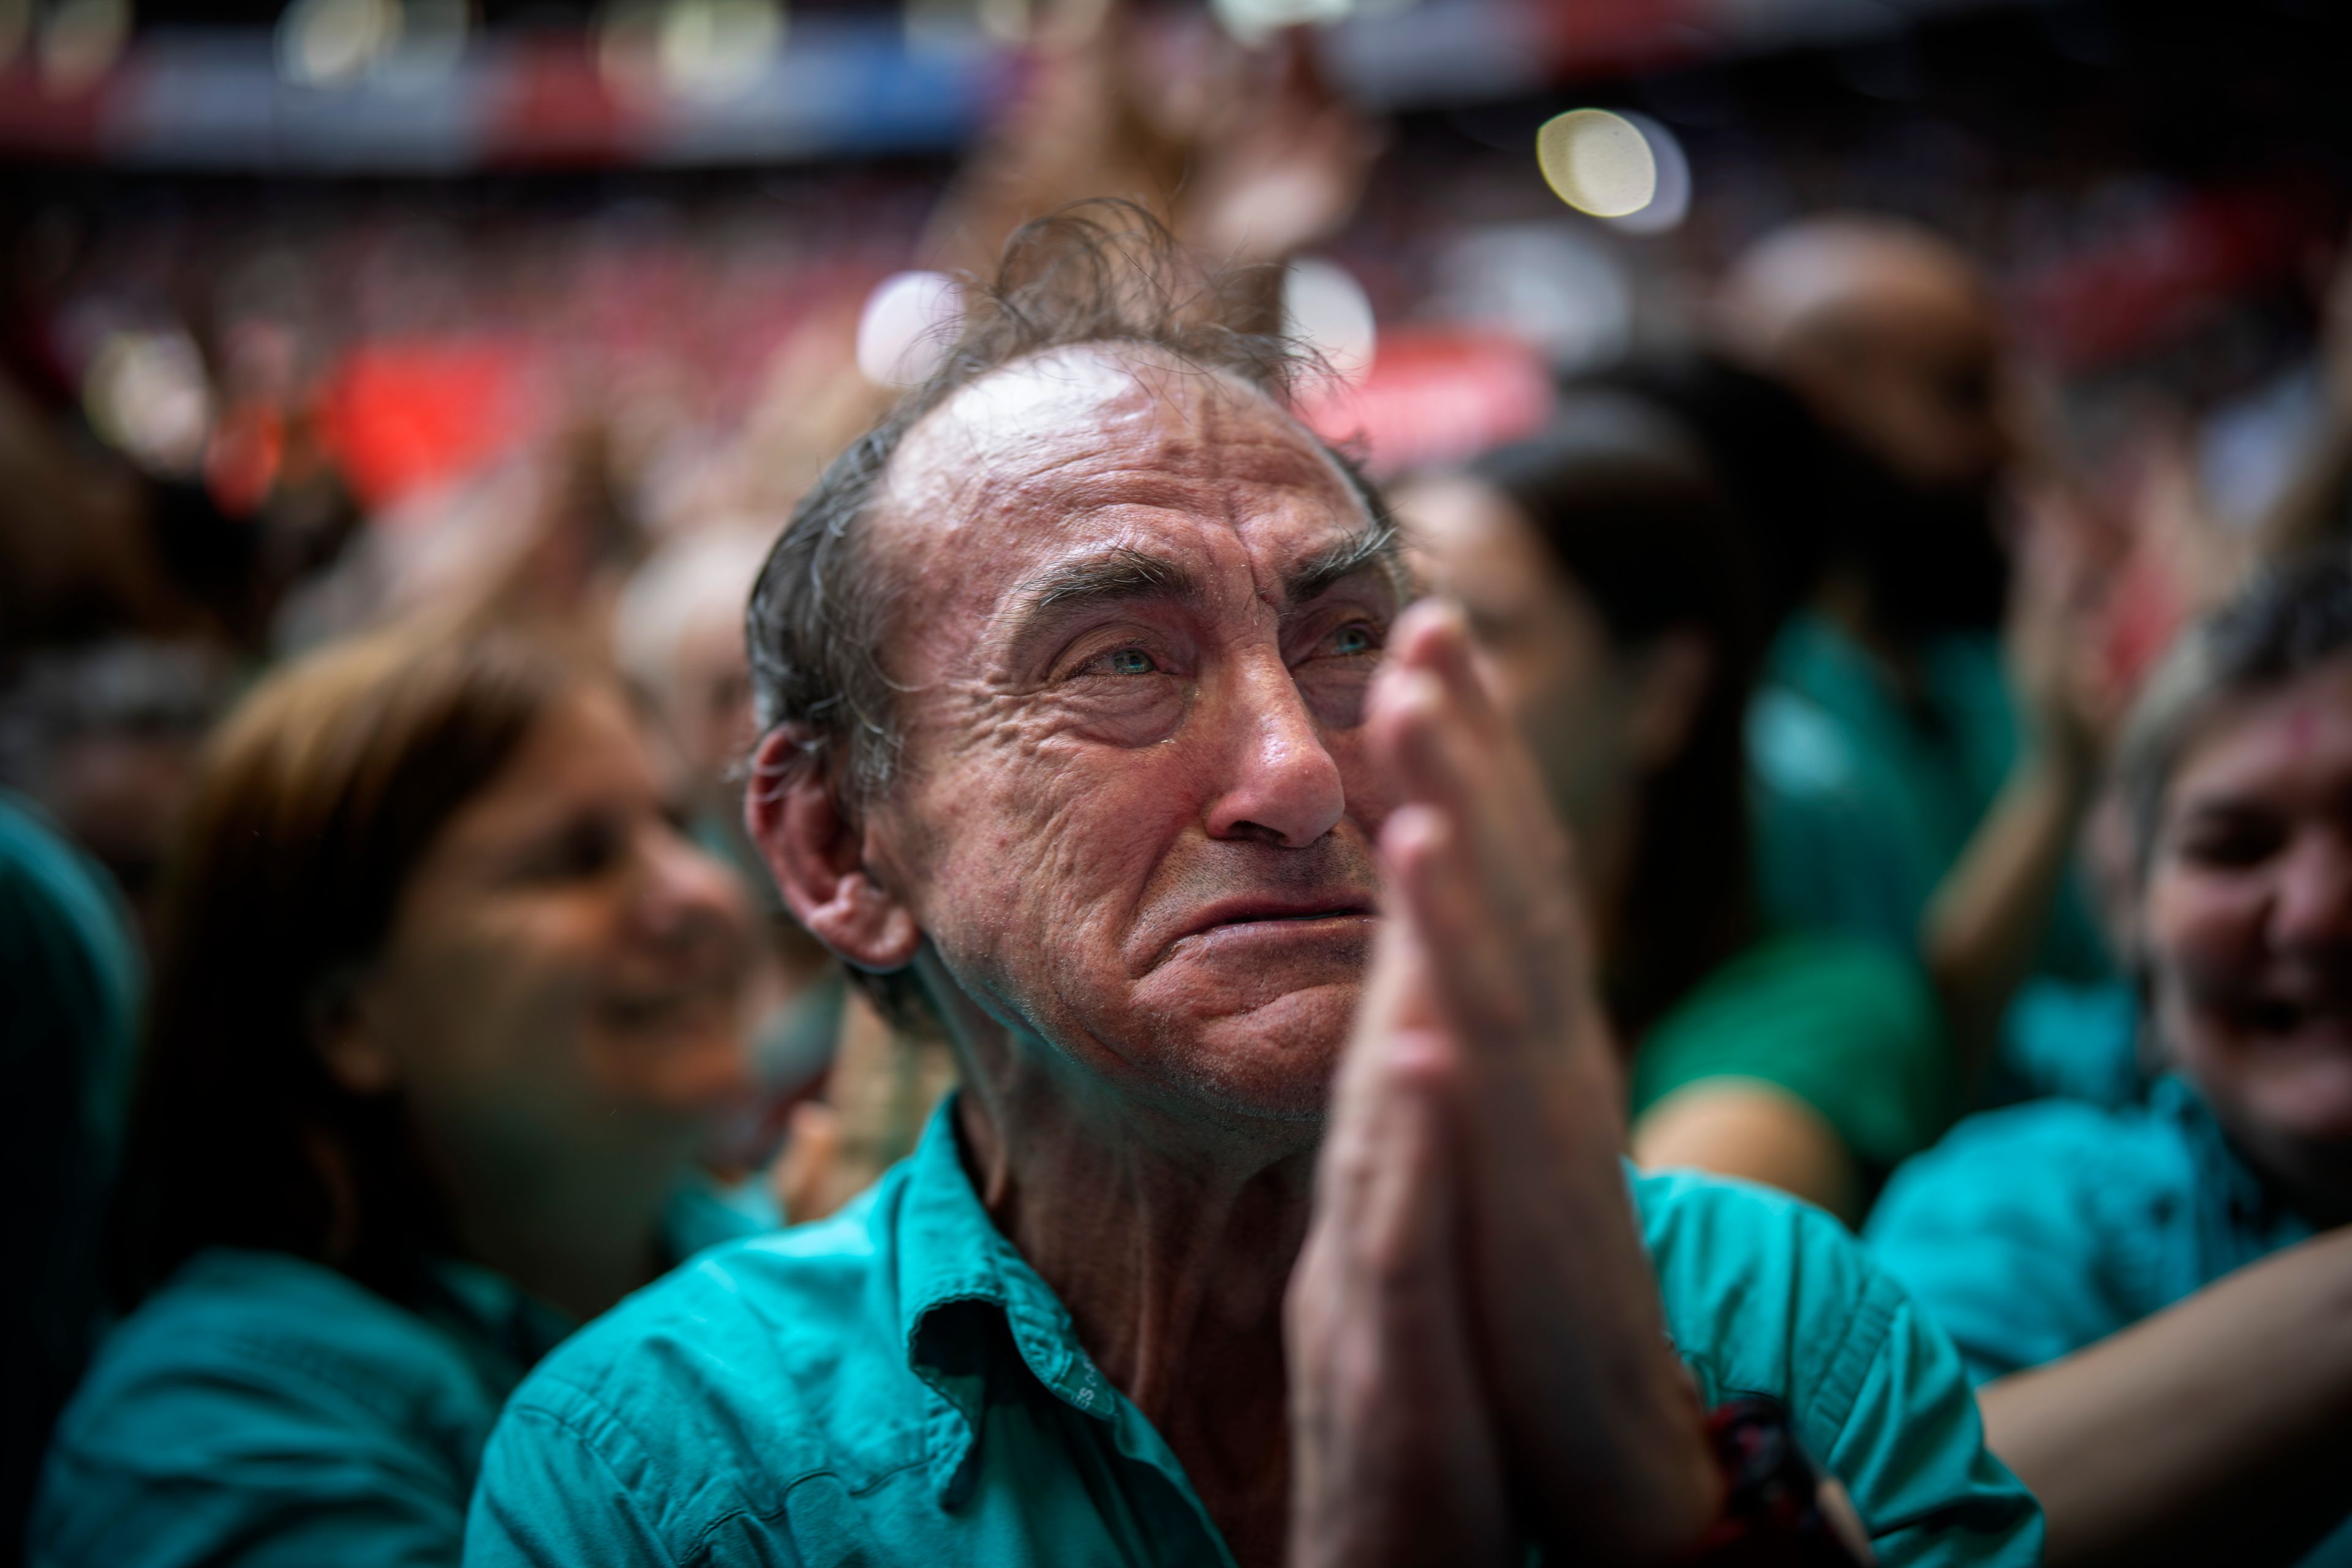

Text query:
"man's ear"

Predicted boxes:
[[746, 726, 923, 973], [1627, 630, 1714, 777]]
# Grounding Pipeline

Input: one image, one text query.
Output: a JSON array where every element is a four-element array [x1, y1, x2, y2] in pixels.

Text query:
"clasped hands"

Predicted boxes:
[[1286, 603, 1725, 1567]]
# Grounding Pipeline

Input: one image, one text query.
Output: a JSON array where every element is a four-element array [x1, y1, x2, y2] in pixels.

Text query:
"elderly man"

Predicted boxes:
[[466, 212, 2039, 1567]]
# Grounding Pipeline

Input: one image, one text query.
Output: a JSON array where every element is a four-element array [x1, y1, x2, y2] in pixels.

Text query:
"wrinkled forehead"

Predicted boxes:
[[870, 345, 1375, 630]]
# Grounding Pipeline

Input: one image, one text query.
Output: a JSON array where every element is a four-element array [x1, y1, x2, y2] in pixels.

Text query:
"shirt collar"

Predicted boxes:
[[893, 1097, 1128, 1506], [2151, 1073, 2319, 1259]]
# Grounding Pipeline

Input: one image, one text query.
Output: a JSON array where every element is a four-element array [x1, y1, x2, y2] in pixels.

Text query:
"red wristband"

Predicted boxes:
[[1686, 1396, 1871, 1567]]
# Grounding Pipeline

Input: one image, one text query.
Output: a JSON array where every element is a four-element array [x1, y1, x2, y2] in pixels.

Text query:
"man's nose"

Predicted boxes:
[[1202, 655, 1348, 850], [2270, 829, 2352, 957]]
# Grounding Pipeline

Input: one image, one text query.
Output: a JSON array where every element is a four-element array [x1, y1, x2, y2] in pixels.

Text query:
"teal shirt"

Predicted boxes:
[[1995, 978, 2143, 1110], [1630, 932, 1957, 1182], [31, 1189, 761, 1568], [2, 790, 143, 1553], [1747, 615, 2109, 987], [1868, 1075, 2351, 1565], [1868, 1074, 2320, 1387], [466, 1099, 2039, 1567]]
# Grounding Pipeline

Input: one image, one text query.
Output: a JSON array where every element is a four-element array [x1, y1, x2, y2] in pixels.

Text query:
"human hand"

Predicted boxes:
[[1286, 884, 1512, 1568], [1362, 601, 1721, 1562], [2003, 478, 2123, 778]]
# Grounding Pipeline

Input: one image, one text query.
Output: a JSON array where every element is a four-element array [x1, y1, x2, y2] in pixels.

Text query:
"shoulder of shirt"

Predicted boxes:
[[1867, 1095, 2206, 1287], [58, 1248, 484, 1444], [1877, 1096, 2187, 1213], [490, 1170, 930, 1517], [1632, 1169, 1913, 1437], [1634, 1166, 1890, 1298]]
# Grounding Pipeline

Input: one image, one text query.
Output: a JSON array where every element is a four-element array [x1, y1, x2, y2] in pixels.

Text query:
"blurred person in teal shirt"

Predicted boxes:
[[1401, 394, 1955, 1224], [31, 627, 767, 1567], [1870, 549, 2352, 1565], [1722, 217, 2123, 1093], [466, 210, 2037, 1568], [2, 790, 141, 1562]]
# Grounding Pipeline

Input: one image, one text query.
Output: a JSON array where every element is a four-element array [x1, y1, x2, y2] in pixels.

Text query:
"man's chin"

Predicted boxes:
[[1142, 981, 1360, 1125]]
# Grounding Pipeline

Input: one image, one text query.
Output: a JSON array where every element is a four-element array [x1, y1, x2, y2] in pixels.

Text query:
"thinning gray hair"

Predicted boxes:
[[745, 200, 1392, 807]]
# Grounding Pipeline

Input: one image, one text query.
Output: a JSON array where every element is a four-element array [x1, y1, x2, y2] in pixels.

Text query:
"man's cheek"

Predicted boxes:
[[927, 770, 1137, 938]]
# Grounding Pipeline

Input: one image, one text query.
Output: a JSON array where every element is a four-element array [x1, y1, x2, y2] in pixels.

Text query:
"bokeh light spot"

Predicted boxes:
[[657, 0, 785, 103], [1283, 257, 1377, 385], [856, 271, 963, 387], [1210, 0, 1350, 48], [1603, 113, 1689, 235], [85, 330, 214, 478], [1536, 109, 1658, 220], [278, 0, 399, 86]]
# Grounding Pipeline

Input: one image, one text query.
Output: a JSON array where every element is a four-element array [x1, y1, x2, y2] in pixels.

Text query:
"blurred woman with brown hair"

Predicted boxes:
[[31, 626, 764, 1567], [1401, 394, 1958, 1223]]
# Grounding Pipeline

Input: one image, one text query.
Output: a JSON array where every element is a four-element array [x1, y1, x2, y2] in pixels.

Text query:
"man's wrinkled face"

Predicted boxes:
[[861, 348, 1400, 1122]]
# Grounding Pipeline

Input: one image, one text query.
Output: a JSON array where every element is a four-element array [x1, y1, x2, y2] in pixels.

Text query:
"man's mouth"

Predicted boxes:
[[1188, 895, 1377, 933], [1155, 894, 1379, 964]]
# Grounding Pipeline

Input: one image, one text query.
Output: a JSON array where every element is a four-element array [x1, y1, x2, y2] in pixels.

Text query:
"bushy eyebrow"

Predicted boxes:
[[1287, 521, 1403, 606], [1003, 521, 1402, 655], [1023, 547, 1205, 613]]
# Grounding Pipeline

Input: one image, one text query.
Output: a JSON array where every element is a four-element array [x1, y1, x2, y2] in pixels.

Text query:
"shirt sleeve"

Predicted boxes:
[[465, 1382, 734, 1568], [1643, 1169, 2041, 1568], [31, 1346, 473, 1568], [1815, 1270, 2046, 1568], [1866, 1104, 2151, 1385]]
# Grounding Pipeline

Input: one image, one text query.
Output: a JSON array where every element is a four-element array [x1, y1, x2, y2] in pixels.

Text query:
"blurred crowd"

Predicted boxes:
[[9, 2, 2352, 1565]]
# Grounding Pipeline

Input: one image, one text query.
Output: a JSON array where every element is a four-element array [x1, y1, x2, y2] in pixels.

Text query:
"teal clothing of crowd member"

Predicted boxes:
[[1630, 931, 1957, 1195], [32, 628, 776, 1568], [1855, 551, 2352, 1564], [1748, 614, 2111, 987], [1867, 1077, 2352, 1566], [31, 1189, 758, 1568], [2, 790, 143, 1558], [1867, 1075, 2314, 1387], [1992, 976, 2143, 1110], [466, 1101, 2041, 1568]]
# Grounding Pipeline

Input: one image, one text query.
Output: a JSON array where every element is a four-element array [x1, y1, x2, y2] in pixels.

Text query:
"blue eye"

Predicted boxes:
[[1329, 624, 1376, 657], [1106, 647, 1158, 676]]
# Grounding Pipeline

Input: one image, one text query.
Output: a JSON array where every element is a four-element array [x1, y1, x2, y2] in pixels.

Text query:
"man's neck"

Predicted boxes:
[[946, 1009, 1314, 1568]]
